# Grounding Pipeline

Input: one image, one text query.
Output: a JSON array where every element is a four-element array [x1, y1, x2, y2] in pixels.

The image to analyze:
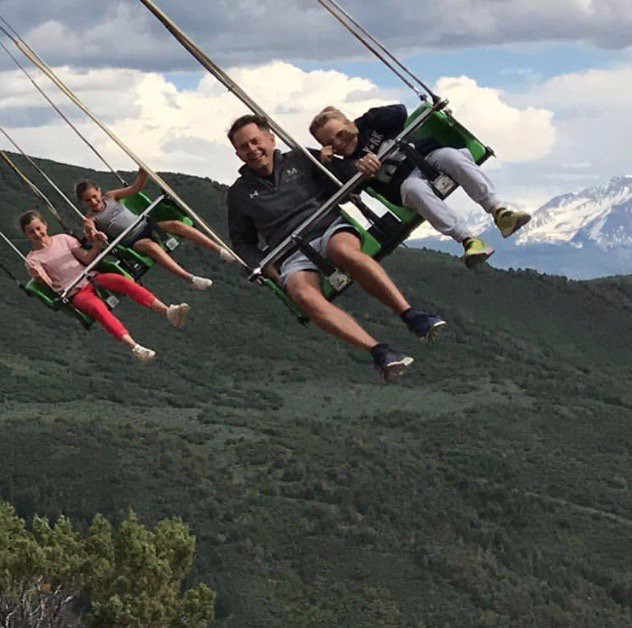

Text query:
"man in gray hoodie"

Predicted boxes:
[[226, 114, 445, 382]]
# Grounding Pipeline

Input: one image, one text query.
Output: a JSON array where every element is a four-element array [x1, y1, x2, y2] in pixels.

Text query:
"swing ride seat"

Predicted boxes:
[[266, 103, 494, 323], [113, 192, 194, 279], [24, 258, 134, 330]]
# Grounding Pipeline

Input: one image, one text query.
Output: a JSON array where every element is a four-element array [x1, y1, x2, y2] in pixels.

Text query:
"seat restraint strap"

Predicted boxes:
[[291, 235, 352, 291], [396, 142, 456, 197]]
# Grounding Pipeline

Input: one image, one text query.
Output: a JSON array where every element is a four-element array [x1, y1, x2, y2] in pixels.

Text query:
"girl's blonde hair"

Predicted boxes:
[[309, 106, 349, 139]]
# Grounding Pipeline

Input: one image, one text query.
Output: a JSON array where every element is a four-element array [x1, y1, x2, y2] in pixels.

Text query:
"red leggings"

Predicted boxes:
[[71, 273, 157, 340]]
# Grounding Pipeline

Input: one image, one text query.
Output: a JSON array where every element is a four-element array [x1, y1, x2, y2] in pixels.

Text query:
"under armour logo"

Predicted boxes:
[[249, 190, 259, 199], [286, 167, 299, 177]]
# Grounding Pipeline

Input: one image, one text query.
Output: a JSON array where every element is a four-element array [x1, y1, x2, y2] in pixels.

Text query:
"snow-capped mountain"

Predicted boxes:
[[517, 175, 632, 248], [409, 176, 632, 279]]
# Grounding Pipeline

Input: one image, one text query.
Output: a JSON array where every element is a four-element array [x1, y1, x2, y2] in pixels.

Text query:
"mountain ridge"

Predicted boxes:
[[411, 175, 632, 279], [1, 154, 632, 625]]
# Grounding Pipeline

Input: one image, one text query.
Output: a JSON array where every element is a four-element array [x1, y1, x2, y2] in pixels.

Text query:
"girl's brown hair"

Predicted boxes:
[[75, 179, 99, 201], [19, 210, 45, 233]]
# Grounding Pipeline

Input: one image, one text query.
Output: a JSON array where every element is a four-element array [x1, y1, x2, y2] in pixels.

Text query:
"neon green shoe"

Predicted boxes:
[[494, 207, 531, 238], [463, 237, 495, 269]]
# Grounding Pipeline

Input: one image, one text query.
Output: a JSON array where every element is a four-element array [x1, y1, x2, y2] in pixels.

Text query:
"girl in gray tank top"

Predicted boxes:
[[91, 197, 151, 246], [76, 168, 228, 290]]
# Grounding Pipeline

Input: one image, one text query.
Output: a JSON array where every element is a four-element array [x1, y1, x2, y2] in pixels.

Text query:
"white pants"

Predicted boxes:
[[399, 147, 500, 243]]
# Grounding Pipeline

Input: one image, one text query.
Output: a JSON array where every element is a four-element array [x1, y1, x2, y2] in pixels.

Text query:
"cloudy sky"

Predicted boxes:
[[0, 0, 630, 227]]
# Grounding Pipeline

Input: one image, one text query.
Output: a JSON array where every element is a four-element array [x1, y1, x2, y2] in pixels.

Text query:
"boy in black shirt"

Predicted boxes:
[[310, 105, 531, 267]]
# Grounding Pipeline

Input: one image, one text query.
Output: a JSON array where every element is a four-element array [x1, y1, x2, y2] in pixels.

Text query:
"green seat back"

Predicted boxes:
[[96, 258, 135, 280], [114, 244, 155, 269], [366, 189, 420, 226], [407, 103, 488, 164]]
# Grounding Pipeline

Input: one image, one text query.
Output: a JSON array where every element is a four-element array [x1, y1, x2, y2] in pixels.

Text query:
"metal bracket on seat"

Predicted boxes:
[[292, 235, 352, 291], [396, 141, 456, 198]]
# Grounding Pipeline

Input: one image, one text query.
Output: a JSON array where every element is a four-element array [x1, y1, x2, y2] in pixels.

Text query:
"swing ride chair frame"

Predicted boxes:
[[252, 103, 494, 323], [60, 194, 165, 300], [114, 192, 194, 281], [0, 12, 239, 331], [24, 194, 170, 330], [0, 0, 495, 327], [0, 149, 136, 329], [135, 0, 494, 324]]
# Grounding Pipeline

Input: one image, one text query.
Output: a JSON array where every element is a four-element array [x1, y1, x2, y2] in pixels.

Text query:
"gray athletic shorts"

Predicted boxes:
[[279, 220, 359, 286]]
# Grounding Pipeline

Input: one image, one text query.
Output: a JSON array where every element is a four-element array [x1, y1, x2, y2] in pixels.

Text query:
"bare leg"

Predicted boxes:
[[134, 238, 193, 282], [327, 232, 410, 315], [286, 271, 378, 351], [149, 297, 169, 318], [157, 220, 221, 253], [120, 333, 137, 350]]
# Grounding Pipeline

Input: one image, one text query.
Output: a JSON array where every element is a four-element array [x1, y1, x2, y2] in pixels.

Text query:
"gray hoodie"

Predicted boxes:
[[226, 149, 339, 267]]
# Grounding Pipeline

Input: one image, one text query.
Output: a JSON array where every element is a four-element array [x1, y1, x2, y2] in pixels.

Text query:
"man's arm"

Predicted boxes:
[[226, 189, 264, 269]]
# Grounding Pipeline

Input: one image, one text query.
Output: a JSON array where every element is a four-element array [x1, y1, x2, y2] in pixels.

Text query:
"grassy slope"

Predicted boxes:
[[1, 155, 632, 626]]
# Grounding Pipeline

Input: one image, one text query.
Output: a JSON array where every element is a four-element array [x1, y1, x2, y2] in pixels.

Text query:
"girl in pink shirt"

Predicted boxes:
[[21, 210, 190, 364]]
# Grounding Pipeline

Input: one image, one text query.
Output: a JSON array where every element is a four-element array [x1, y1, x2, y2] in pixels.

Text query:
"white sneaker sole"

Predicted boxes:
[[191, 279, 213, 291], [132, 350, 156, 365], [422, 320, 447, 343], [381, 356, 414, 383]]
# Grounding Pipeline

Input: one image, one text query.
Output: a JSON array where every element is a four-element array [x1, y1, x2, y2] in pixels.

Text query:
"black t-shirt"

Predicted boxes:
[[360, 105, 439, 156], [329, 104, 441, 205]]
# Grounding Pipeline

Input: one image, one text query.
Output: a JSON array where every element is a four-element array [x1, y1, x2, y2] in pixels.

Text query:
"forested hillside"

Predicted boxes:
[[1, 154, 632, 626]]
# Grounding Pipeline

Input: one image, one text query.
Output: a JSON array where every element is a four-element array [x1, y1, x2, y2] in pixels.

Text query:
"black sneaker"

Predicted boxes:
[[371, 343, 414, 383], [401, 308, 447, 341]]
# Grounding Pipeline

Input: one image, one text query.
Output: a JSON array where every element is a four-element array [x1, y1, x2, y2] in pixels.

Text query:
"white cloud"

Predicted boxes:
[[0, 0, 630, 72], [0, 58, 628, 239], [0, 61, 402, 184], [434, 76, 555, 164], [500, 64, 632, 195]]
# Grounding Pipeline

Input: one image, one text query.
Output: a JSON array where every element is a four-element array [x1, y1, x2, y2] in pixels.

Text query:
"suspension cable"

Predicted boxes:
[[0, 16, 245, 267], [0, 228, 26, 261], [137, 0, 349, 192], [0, 149, 73, 233], [0, 38, 127, 185], [0, 227, 28, 288], [0, 123, 85, 220], [315, 0, 440, 103]]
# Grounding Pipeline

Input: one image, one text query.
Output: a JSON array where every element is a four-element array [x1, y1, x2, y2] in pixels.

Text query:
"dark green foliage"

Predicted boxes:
[[1, 154, 632, 625], [0, 503, 215, 626]]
